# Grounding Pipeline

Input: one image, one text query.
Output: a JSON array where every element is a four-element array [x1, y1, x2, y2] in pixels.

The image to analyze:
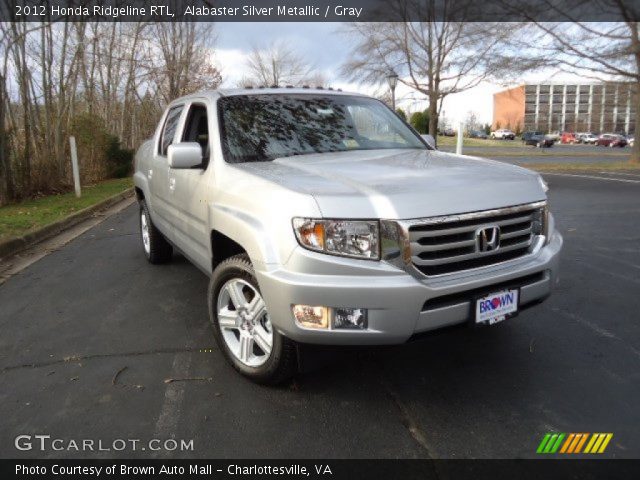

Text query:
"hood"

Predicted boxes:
[[233, 149, 546, 219]]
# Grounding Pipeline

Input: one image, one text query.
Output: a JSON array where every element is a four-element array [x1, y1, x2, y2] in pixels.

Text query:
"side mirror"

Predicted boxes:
[[421, 134, 436, 149], [167, 142, 203, 169]]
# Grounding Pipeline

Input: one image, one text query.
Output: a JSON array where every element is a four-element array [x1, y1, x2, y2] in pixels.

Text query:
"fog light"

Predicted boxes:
[[333, 308, 368, 330], [293, 305, 328, 329]]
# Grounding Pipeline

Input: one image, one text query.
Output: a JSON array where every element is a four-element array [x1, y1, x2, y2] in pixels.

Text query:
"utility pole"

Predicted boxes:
[[69, 136, 81, 198], [456, 121, 464, 155]]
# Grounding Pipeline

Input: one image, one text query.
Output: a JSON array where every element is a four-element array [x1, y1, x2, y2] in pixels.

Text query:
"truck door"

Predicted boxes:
[[150, 104, 184, 238], [166, 101, 212, 271]]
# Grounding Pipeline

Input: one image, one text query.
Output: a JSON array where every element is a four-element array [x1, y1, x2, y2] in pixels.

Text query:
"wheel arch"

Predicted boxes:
[[211, 230, 248, 271], [133, 171, 150, 204], [208, 204, 284, 271]]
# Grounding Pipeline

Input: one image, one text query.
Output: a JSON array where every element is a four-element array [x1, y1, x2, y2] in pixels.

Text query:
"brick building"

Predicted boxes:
[[493, 82, 636, 135]]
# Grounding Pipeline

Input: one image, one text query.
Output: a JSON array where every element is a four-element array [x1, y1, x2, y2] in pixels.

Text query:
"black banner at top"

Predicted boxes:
[[1, 0, 640, 22]]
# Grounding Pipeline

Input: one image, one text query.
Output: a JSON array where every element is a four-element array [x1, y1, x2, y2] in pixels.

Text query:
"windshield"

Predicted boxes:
[[218, 94, 427, 163]]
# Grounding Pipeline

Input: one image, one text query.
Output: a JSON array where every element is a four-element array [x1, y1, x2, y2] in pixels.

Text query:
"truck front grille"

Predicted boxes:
[[408, 203, 544, 276]]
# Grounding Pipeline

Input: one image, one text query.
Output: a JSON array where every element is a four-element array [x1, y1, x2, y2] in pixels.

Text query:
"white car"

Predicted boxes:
[[547, 131, 562, 143], [490, 129, 515, 140], [578, 133, 598, 144]]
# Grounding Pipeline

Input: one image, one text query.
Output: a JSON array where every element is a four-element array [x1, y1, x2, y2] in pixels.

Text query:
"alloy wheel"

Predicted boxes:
[[216, 278, 273, 367], [141, 210, 150, 255]]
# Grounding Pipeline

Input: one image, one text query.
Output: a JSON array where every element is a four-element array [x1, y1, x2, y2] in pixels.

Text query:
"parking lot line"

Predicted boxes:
[[542, 172, 640, 184], [598, 171, 640, 178]]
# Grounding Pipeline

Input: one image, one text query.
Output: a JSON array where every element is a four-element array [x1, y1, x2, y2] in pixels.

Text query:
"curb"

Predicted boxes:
[[0, 188, 135, 261]]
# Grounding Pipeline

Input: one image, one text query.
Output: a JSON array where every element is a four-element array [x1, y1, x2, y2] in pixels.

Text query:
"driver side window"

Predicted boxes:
[[182, 104, 210, 168]]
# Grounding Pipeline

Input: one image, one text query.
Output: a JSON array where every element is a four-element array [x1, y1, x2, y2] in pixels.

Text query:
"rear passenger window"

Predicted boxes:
[[159, 106, 183, 156]]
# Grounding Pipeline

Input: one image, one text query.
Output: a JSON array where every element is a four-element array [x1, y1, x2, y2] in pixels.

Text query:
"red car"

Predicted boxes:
[[595, 134, 628, 147], [561, 132, 577, 144]]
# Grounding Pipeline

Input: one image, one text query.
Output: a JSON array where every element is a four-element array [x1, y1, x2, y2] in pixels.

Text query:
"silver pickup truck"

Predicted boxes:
[[134, 88, 562, 384]]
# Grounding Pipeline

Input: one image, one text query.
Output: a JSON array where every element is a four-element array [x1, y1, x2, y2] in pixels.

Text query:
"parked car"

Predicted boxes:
[[134, 88, 562, 383], [577, 133, 598, 144], [491, 128, 516, 140], [469, 130, 488, 139], [596, 134, 628, 147], [522, 131, 554, 148], [560, 132, 577, 144], [547, 131, 562, 143], [442, 128, 456, 137]]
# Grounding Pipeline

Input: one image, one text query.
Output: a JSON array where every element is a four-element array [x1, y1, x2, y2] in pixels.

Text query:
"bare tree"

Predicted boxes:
[[244, 41, 316, 87], [342, 2, 527, 142], [152, 22, 222, 104], [0, 18, 223, 205], [513, 12, 640, 162], [464, 110, 479, 133]]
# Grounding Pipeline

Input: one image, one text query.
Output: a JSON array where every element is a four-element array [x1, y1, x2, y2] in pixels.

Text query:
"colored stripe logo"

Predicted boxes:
[[537, 433, 613, 454]]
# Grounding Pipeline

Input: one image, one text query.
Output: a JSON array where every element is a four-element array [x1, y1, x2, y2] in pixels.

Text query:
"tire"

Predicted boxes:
[[139, 200, 172, 264], [208, 254, 296, 385]]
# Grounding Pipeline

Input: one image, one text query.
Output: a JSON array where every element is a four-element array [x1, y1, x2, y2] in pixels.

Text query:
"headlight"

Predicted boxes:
[[292, 218, 380, 260], [531, 205, 550, 242]]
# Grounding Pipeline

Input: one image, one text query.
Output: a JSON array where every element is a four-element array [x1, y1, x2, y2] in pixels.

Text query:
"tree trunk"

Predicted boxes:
[[428, 92, 438, 146], [0, 73, 15, 204]]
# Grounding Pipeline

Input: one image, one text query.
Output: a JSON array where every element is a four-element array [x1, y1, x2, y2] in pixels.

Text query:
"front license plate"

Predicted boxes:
[[475, 289, 519, 325]]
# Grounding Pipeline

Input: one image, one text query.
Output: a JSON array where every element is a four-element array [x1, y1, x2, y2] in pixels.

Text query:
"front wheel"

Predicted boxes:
[[208, 254, 297, 384]]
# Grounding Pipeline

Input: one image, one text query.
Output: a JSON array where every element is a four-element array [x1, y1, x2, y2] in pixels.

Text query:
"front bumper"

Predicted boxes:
[[256, 229, 562, 345]]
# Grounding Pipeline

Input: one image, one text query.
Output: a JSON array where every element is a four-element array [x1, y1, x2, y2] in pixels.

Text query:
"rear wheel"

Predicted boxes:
[[139, 200, 172, 264], [208, 254, 296, 384]]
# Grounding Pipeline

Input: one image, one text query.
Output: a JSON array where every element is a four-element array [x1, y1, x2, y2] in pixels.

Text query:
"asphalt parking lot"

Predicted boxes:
[[1, 172, 639, 459]]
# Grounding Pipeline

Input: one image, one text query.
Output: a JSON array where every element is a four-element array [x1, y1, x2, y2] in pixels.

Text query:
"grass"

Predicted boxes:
[[436, 136, 522, 148], [461, 149, 629, 158], [0, 178, 133, 242], [518, 161, 640, 173]]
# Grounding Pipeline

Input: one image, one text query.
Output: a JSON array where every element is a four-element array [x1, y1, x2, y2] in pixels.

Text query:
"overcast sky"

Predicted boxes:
[[214, 22, 579, 127]]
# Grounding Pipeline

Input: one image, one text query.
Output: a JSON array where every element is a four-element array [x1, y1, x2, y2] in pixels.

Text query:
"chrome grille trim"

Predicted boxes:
[[400, 201, 547, 277], [402, 201, 546, 228], [411, 241, 532, 266]]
